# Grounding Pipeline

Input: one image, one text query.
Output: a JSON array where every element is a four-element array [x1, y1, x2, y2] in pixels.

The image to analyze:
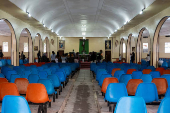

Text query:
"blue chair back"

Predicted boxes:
[[38, 79, 55, 95], [162, 62, 168, 67], [28, 74, 39, 83], [161, 75, 170, 87], [44, 69, 52, 75], [165, 87, 170, 97], [114, 70, 125, 80], [99, 74, 112, 86], [140, 74, 152, 83], [48, 74, 61, 88], [31, 68, 39, 74], [114, 97, 147, 113], [147, 66, 155, 71], [55, 72, 66, 82], [6, 70, 17, 81], [96, 69, 108, 81], [119, 74, 132, 85], [23, 71, 31, 79], [157, 97, 170, 113], [37, 67, 44, 71], [105, 83, 128, 103], [39, 71, 48, 79], [0, 73, 5, 78], [150, 71, 161, 78], [1, 95, 31, 113], [135, 83, 158, 103], [10, 74, 20, 83], [132, 71, 143, 79]]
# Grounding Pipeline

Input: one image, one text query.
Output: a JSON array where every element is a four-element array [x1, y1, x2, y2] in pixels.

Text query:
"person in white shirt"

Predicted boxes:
[[51, 51, 56, 63], [55, 56, 58, 63], [119, 54, 122, 62], [146, 54, 150, 61], [61, 54, 67, 63]]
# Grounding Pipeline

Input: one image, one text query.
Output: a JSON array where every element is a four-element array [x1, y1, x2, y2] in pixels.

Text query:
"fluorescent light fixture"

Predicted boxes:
[[81, 28, 86, 31], [43, 24, 45, 27], [82, 32, 86, 35], [60, 36, 61, 39], [27, 12, 31, 17], [82, 25, 86, 27], [108, 37, 110, 39], [51, 29, 53, 32], [115, 30, 117, 32], [140, 11, 143, 14]]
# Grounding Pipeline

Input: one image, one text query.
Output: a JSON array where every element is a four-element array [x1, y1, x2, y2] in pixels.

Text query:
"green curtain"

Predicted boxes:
[[79, 40, 89, 54]]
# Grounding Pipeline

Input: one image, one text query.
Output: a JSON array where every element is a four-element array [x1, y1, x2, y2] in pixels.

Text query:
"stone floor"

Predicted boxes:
[[63, 69, 98, 113]]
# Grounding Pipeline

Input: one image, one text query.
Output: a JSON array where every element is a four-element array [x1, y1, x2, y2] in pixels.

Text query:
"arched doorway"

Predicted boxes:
[[0, 19, 16, 66], [119, 38, 126, 62], [153, 16, 170, 67], [127, 34, 135, 63], [19, 28, 33, 64], [43, 37, 50, 58], [34, 33, 42, 62], [137, 28, 150, 64]]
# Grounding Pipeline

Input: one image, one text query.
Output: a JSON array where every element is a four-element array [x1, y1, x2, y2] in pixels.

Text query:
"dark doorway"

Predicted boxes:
[[105, 51, 111, 62]]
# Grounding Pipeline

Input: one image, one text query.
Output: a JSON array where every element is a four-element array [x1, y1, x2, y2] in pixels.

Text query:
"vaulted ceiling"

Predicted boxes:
[[9, 0, 155, 37]]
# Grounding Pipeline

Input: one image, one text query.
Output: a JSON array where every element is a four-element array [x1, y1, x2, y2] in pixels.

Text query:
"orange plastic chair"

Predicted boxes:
[[163, 70, 170, 75], [0, 78, 8, 83], [152, 78, 168, 95], [138, 62, 142, 64], [0, 83, 20, 100], [26, 83, 51, 112], [126, 79, 143, 95], [142, 69, 152, 74], [127, 69, 137, 74], [15, 78, 29, 94], [101, 78, 119, 94], [111, 68, 121, 76], [156, 67, 165, 75]]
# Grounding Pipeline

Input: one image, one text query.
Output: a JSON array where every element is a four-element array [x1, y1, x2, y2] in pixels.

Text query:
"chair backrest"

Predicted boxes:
[[55, 72, 66, 83], [37, 67, 44, 71], [28, 74, 39, 83], [150, 71, 161, 78], [162, 75, 170, 87], [119, 74, 132, 85], [14, 78, 29, 94], [140, 74, 152, 83], [26, 83, 50, 103], [156, 67, 165, 75], [152, 78, 168, 95], [47, 74, 61, 88], [126, 79, 143, 95], [157, 97, 170, 113], [132, 71, 143, 79], [0, 83, 20, 100], [126, 69, 136, 74], [142, 69, 152, 74], [38, 79, 55, 95], [111, 68, 121, 76], [135, 83, 158, 103], [0, 78, 8, 83], [99, 74, 112, 87], [23, 71, 31, 79], [101, 78, 119, 94], [114, 97, 147, 113], [163, 70, 170, 75], [38, 71, 48, 79], [114, 70, 125, 80], [1, 95, 31, 113], [96, 69, 108, 81], [105, 83, 128, 103], [6, 70, 17, 81], [44, 69, 52, 75], [0, 73, 5, 78], [165, 87, 170, 97], [10, 74, 21, 83], [147, 66, 155, 71], [31, 68, 39, 74]]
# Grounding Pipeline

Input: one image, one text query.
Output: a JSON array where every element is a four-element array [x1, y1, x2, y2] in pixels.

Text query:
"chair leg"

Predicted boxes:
[[56, 93, 58, 99], [109, 105, 112, 112], [53, 93, 55, 102], [38, 105, 42, 113], [49, 102, 51, 108], [107, 102, 110, 106], [42, 103, 47, 113], [60, 86, 62, 92]]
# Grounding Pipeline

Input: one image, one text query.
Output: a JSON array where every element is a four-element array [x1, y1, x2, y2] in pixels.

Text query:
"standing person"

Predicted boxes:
[[51, 51, 56, 63], [21, 51, 25, 63], [0, 50, 4, 59], [19, 52, 20, 59], [37, 50, 41, 63], [145, 54, 150, 65], [119, 54, 122, 62], [131, 52, 135, 63], [41, 53, 47, 62], [61, 54, 67, 63], [73, 49, 76, 57], [55, 56, 58, 63]]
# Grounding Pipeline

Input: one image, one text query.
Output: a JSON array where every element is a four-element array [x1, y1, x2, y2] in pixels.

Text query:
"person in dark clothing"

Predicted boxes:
[[19, 52, 20, 59], [21, 51, 25, 63], [37, 50, 41, 63], [91, 51, 96, 62], [0, 50, 4, 59], [41, 53, 48, 62], [131, 52, 135, 63]]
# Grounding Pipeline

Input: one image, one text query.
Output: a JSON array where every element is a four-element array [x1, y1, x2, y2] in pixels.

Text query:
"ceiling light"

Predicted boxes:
[[139, 11, 143, 14], [108, 37, 110, 39], [51, 29, 53, 32], [82, 32, 86, 35], [115, 30, 117, 32], [81, 28, 86, 31], [60, 36, 62, 39], [27, 12, 31, 17], [82, 25, 86, 27], [43, 24, 45, 27]]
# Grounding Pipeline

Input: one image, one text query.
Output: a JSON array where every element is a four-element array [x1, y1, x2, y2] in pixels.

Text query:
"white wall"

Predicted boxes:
[[0, 35, 11, 57]]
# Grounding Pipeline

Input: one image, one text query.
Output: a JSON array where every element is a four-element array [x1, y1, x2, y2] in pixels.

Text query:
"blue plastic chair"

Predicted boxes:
[[161, 75, 170, 87], [22, 71, 32, 79], [38, 79, 57, 102], [135, 83, 158, 103], [30, 65, 37, 68], [44, 69, 52, 75], [114, 70, 125, 81], [105, 83, 128, 103], [147, 66, 155, 71], [48, 74, 61, 88], [99, 74, 112, 87], [6, 70, 17, 81], [24, 66, 31, 71], [31, 68, 39, 74], [157, 97, 170, 113], [132, 71, 143, 79], [39, 71, 48, 79], [114, 97, 147, 113], [28, 74, 39, 83], [119, 74, 132, 86], [96, 69, 108, 81], [165, 87, 170, 97], [37, 67, 44, 71], [150, 71, 161, 78], [10, 74, 21, 83], [55, 72, 66, 83], [162, 62, 168, 67], [1, 95, 31, 113], [0, 73, 5, 78], [140, 74, 152, 83]]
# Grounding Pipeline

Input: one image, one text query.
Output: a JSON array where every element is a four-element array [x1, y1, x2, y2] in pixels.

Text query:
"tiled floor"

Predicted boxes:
[[63, 69, 98, 113]]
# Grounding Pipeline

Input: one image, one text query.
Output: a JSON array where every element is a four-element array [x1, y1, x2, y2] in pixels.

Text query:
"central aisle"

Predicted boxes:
[[63, 70, 98, 113]]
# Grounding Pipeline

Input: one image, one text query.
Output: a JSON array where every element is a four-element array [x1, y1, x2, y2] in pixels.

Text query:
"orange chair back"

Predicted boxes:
[[111, 68, 121, 76], [138, 62, 142, 64], [163, 70, 170, 75], [156, 67, 165, 75], [26, 83, 50, 103], [142, 69, 152, 74], [15, 78, 29, 94], [0, 78, 8, 83], [0, 83, 20, 100], [101, 78, 119, 93], [126, 79, 143, 95], [152, 78, 168, 95], [127, 69, 137, 74]]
